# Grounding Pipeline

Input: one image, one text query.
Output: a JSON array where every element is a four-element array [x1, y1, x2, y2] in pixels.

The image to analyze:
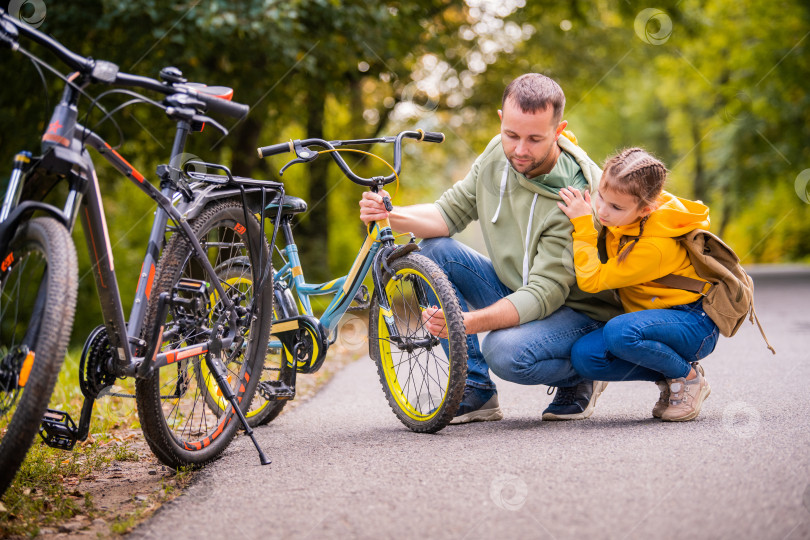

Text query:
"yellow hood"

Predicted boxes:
[[610, 191, 710, 239]]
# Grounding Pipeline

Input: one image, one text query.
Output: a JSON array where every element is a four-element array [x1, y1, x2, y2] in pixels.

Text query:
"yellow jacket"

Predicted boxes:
[[569, 192, 710, 312]]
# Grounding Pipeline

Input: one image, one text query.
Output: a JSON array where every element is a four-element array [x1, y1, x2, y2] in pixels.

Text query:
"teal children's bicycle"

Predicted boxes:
[[241, 131, 468, 433]]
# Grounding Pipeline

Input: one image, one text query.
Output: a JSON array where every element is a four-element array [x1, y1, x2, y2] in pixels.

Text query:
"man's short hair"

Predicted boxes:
[[502, 74, 565, 124]]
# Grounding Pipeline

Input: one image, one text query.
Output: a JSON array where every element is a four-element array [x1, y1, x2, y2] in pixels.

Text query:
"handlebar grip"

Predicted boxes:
[[420, 131, 445, 143], [194, 91, 249, 118], [257, 141, 294, 159]]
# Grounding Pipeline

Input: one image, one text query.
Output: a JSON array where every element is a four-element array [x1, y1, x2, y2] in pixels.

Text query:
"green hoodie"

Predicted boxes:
[[435, 135, 621, 323]]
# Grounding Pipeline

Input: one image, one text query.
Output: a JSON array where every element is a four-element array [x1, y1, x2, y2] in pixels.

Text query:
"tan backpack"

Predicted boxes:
[[599, 228, 775, 353]]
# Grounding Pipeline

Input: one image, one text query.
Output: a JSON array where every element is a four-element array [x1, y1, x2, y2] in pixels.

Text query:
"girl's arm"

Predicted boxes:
[[568, 215, 665, 293], [557, 187, 665, 293]]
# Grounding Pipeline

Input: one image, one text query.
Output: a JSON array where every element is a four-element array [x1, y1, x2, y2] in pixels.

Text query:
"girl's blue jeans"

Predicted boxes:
[[571, 300, 720, 382], [418, 237, 604, 391]]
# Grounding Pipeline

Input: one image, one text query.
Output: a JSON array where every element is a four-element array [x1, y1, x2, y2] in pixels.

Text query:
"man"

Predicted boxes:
[[359, 74, 620, 423]]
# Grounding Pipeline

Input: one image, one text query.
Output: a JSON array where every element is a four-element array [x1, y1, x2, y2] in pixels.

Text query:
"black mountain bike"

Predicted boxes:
[[0, 10, 278, 496]]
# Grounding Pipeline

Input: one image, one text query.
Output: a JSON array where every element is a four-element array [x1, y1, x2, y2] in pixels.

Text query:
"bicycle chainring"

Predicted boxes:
[[79, 325, 117, 399]]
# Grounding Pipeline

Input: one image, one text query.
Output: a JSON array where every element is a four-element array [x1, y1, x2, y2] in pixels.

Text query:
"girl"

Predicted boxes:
[[557, 148, 719, 421]]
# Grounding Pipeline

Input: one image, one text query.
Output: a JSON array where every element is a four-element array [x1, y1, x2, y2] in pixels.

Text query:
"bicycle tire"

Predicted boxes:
[[198, 265, 291, 428], [135, 200, 272, 468], [0, 217, 78, 495], [369, 253, 467, 433], [248, 280, 296, 426]]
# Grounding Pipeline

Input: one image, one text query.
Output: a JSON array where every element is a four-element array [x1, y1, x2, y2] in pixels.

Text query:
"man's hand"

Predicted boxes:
[[422, 306, 449, 338], [557, 187, 592, 219], [359, 190, 391, 225]]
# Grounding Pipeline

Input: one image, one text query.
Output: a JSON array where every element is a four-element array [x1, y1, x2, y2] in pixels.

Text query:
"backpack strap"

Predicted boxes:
[[652, 273, 710, 295], [597, 226, 608, 264], [750, 306, 776, 355]]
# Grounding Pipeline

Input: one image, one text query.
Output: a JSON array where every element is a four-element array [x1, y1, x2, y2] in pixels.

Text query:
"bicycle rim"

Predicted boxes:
[[371, 254, 467, 432]]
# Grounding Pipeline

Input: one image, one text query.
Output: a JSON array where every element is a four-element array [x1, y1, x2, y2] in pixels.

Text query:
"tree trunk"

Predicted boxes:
[[231, 115, 263, 178], [692, 120, 707, 203], [297, 85, 330, 281]]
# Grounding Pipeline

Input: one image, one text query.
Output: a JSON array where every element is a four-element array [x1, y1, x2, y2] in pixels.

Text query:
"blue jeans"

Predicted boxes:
[[570, 300, 720, 382], [418, 237, 604, 391]]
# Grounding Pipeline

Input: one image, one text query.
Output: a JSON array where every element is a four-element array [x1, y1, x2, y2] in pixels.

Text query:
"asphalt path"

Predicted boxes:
[[131, 269, 810, 540]]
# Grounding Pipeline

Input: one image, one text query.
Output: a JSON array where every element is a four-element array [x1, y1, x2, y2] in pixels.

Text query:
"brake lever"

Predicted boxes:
[[191, 114, 227, 135], [279, 157, 309, 176], [279, 142, 320, 176]]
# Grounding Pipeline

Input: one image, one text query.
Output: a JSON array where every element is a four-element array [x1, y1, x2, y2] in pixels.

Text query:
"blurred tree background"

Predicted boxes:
[[0, 0, 807, 345]]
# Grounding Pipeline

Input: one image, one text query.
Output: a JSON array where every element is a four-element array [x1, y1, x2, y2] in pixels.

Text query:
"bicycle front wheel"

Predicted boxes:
[[369, 253, 467, 433], [0, 217, 78, 495], [135, 200, 272, 468]]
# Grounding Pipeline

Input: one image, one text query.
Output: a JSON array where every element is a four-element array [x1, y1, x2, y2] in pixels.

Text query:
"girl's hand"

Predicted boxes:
[[557, 187, 593, 219], [422, 306, 448, 339]]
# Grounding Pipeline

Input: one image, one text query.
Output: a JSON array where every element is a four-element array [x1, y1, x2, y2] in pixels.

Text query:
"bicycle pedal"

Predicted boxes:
[[347, 284, 370, 312], [39, 409, 79, 450], [258, 380, 296, 401], [173, 278, 208, 294]]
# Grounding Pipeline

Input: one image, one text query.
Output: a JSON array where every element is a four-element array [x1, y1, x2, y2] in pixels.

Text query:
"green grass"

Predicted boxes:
[[0, 349, 145, 537]]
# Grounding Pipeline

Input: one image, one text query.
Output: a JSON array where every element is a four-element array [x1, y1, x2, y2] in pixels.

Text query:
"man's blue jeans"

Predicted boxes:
[[418, 237, 604, 391], [570, 300, 720, 382]]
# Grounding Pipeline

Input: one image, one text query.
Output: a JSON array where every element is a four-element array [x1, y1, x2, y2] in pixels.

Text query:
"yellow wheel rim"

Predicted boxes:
[[202, 276, 267, 419], [378, 267, 449, 421]]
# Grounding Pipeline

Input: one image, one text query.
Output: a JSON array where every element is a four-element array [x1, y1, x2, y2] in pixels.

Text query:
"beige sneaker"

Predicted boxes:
[[654, 363, 704, 418], [652, 380, 670, 418], [661, 366, 711, 422]]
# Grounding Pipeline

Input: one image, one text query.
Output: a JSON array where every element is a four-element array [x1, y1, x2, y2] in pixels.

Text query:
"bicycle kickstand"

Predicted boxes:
[[204, 348, 271, 466]]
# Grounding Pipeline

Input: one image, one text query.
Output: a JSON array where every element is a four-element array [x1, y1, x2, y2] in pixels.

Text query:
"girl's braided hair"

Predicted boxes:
[[601, 148, 668, 262]]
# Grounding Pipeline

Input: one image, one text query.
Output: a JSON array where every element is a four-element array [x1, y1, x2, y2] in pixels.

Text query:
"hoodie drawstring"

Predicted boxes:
[[490, 162, 510, 224], [490, 161, 538, 287], [523, 193, 539, 287]]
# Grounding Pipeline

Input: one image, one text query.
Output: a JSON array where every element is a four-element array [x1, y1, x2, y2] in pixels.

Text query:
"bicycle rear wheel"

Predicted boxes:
[[369, 253, 467, 433], [135, 200, 272, 468], [198, 264, 292, 428], [0, 217, 78, 495]]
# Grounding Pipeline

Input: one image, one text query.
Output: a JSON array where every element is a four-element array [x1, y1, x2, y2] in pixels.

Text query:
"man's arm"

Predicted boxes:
[[423, 298, 520, 337], [359, 190, 449, 238]]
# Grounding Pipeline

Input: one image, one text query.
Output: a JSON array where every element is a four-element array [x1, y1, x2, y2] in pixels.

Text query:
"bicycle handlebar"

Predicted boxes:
[[257, 130, 444, 187], [0, 9, 248, 119]]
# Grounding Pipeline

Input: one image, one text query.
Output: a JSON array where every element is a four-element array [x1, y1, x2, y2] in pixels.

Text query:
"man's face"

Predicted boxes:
[[498, 98, 567, 178]]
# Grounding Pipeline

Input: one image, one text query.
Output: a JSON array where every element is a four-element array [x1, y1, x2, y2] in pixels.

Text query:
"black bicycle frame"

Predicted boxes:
[[4, 90, 270, 381]]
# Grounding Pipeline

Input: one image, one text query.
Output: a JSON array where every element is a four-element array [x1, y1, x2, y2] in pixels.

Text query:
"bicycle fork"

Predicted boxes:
[[369, 233, 435, 350]]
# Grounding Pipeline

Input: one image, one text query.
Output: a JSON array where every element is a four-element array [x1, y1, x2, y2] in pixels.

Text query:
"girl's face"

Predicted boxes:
[[594, 183, 653, 227]]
